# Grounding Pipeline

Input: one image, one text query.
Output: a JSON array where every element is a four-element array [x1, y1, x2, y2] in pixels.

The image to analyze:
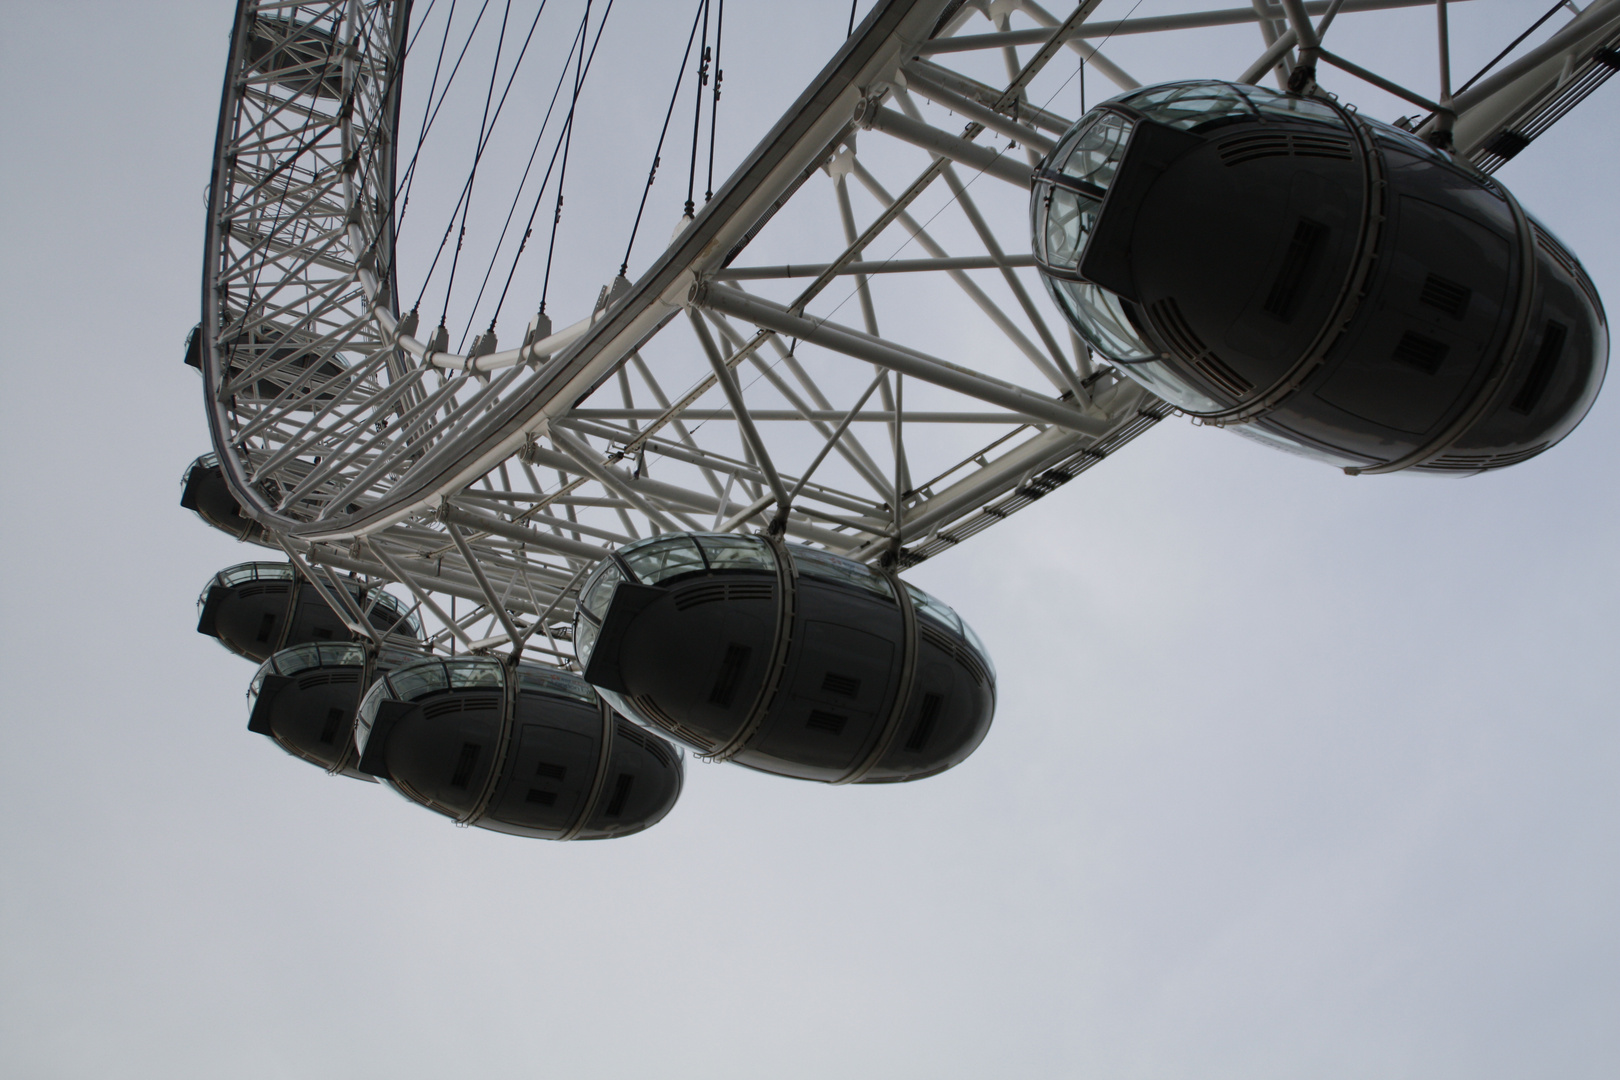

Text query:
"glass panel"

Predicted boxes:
[[218, 562, 296, 587], [446, 658, 504, 689], [1039, 186, 1100, 272], [246, 658, 274, 710], [317, 642, 366, 668], [1060, 111, 1134, 188], [694, 533, 775, 572], [518, 666, 598, 705], [1119, 80, 1254, 131], [363, 588, 421, 637], [274, 643, 325, 676], [580, 561, 623, 621], [1113, 357, 1223, 414], [386, 659, 448, 702], [355, 681, 390, 751], [620, 535, 706, 585], [1048, 278, 1157, 362], [789, 545, 893, 600], [958, 617, 997, 683], [904, 582, 963, 634], [1242, 86, 1343, 126], [573, 616, 599, 667], [1370, 124, 1454, 165]]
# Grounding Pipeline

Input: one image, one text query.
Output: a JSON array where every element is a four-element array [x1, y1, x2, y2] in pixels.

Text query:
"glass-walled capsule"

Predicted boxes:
[[197, 562, 422, 662], [1030, 80, 1607, 475], [246, 642, 422, 779], [180, 454, 275, 546], [354, 657, 682, 841], [573, 533, 995, 785]]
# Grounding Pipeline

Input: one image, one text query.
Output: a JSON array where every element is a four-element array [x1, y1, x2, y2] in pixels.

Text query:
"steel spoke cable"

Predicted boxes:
[[704, 0, 724, 204], [538, 0, 596, 319], [395, 0, 494, 243], [619, 0, 706, 279], [1453, 0, 1571, 97], [463, 10, 591, 339], [408, 0, 564, 319], [488, 0, 616, 331], [439, 0, 518, 337], [685, 0, 711, 218]]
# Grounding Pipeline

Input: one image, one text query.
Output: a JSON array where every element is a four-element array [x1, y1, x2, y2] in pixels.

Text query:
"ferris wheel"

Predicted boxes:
[[183, 0, 1619, 840]]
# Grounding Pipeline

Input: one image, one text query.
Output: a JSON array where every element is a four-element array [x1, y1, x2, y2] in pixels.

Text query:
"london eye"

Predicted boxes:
[[184, 0, 1616, 841]]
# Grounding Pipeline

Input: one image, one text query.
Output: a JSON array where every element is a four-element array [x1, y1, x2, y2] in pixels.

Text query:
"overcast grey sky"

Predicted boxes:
[[2, 2, 1616, 1077]]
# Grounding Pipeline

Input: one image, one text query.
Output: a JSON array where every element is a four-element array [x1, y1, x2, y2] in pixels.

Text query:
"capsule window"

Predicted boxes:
[[708, 643, 752, 707], [1512, 321, 1567, 415], [387, 661, 449, 702], [1263, 219, 1329, 322], [580, 562, 624, 621], [905, 694, 944, 753], [604, 774, 635, 818], [449, 743, 481, 789], [619, 535, 706, 585], [445, 659, 503, 690], [319, 707, 344, 745], [904, 583, 964, 634], [789, 546, 893, 599], [518, 668, 598, 705], [694, 533, 774, 572]]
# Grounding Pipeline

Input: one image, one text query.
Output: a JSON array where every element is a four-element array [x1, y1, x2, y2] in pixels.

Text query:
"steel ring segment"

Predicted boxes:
[[208, 0, 953, 541]]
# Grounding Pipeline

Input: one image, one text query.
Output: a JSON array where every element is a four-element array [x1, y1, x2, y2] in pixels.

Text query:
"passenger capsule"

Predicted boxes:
[[197, 562, 423, 662], [246, 642, 421, 780], [573, 533, 996, 784], [1030, 80, 1607, 474], [180, 454, 274, 546], [354, 657, 682, 841]]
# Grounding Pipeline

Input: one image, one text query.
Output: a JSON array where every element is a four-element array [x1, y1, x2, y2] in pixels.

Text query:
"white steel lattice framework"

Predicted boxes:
[[198, 0, 1620, 661]]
